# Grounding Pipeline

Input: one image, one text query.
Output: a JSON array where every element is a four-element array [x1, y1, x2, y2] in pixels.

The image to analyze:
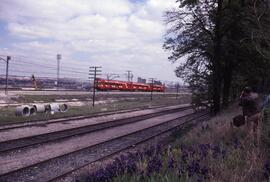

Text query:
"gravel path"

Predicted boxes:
[[0, 104, 188, 142], [0, 109, 193, 175]]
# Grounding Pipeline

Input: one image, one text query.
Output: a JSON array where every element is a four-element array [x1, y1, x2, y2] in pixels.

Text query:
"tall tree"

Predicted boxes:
[[164, 0, 270, 113], [164, 0, 225, 113]]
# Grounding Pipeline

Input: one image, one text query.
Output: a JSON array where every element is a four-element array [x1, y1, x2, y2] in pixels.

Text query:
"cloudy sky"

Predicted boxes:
[[0, 0, 181, 83]]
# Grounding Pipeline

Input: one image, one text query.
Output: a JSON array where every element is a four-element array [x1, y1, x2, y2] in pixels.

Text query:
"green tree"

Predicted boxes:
[[164, 0, 270, 113], [163, 0, 226, 113]]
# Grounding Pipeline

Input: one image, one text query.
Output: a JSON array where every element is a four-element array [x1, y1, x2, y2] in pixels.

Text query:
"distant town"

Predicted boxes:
[[0, 75, 188, 92]]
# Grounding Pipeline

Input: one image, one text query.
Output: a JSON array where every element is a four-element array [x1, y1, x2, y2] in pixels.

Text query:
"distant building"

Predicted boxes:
[[0, 75, 90, 90], [137, 77, 146, 83], [154, 80, 162, 85]]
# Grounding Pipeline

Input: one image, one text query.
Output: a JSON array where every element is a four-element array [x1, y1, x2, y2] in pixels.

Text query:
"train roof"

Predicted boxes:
[[97, 78, 165, 87]]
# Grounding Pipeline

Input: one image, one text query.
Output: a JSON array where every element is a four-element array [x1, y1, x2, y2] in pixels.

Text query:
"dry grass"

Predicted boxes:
[[76, 104, 270, 182], [173, 104, 268, 182]]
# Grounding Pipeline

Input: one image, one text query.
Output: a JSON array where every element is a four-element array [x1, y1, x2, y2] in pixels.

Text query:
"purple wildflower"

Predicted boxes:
[[144, 146, 155, 158], [167, 157, 175, 168], [181, 151, 189, 163], [146, 156, 163, 175], [200, 166, 209, 179], [221, 149, 227, 159], [94, 168, 108, 182], [211, 145, 221, 159], [187, 160, 200, 177], [188, 146, 196, 157], [126, 159, 137, 173], [178, 163, 185, 176], [199, 144, 210, 159], [233, 137, 240, 149], [264, 160, 270, 177]]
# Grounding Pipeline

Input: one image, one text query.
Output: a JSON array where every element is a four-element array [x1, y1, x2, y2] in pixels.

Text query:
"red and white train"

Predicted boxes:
[[95, 78, 165, 92]]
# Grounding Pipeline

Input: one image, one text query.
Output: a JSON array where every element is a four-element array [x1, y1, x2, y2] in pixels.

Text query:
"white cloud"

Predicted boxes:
[[0, 0, 181, 82]]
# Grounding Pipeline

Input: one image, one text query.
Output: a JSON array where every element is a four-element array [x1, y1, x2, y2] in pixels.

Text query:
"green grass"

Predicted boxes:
[[11, 93, 183, 103], [0, 95, 191, 125]]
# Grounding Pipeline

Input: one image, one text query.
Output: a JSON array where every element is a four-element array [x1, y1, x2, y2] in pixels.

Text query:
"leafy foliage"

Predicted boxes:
[[164, 0, 270, 112]]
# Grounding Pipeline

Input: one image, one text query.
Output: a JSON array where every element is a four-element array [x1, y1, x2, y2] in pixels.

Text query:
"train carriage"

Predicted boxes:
[[95, 78, 165, 92]]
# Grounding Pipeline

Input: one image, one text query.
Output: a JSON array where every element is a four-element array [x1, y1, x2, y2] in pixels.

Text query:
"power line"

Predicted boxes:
[[10, 54, 92, 68], [9, 58, 91, 75], [11, 58, 82, 71], [7, 61, 90, 75]]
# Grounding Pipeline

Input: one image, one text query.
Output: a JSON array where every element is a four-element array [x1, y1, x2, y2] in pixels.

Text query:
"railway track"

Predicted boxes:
[[0, 106, 208, 182], [0, 105, 191, 153]]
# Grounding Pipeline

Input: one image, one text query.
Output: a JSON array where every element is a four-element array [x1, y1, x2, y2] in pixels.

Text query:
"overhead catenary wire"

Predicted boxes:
[[0, 54, 129, 77], [0, 54, 174, 86]]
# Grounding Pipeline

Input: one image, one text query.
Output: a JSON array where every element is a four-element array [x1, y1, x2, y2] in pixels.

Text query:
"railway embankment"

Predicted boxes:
[[0, 104, 205, 182], [0, 92, 191, 125], [75, 104, 270, 182]]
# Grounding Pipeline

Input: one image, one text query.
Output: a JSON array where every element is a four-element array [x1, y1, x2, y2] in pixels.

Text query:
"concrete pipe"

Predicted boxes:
[[44, 104, 51, 113], [15, 105, 30, 116], [33, 104, 46, 113], [49, 103, 60, 114], [29, 106, 37, 115], [59, 104, 68, 112]]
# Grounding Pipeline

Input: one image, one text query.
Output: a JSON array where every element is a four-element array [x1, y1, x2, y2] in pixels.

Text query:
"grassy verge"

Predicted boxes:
[[10, 93, 184, 103], [0, 95, 190, 125], [80, 104, 270, 182]]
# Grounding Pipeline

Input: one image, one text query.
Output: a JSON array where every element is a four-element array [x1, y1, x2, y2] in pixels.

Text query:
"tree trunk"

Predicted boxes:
[[212, 0, 224, 114], [222, 67, 233, 108], [212, 70, 222, 113]]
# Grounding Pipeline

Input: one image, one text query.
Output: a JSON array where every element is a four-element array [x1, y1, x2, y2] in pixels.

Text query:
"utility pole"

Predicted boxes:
[[149, 78, 156, 101], [89, 66, 102, 107], [56, 54, 61, 90], [126, 70, 132, 82], [176, 83, 180, 99], [0, 56, 10, 95], [130, 73, 133, 82]]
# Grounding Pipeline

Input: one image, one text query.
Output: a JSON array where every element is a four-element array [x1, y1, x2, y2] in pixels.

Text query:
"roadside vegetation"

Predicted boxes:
[[0, 94, 190, 124], [78, 104, 270, 182]]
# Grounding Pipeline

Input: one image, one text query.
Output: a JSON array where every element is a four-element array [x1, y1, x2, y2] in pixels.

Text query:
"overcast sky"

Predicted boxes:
[[0, 0, 181, 83]]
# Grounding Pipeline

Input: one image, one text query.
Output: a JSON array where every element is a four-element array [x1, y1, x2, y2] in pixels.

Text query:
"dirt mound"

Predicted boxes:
[[0, 92, 18, 104]]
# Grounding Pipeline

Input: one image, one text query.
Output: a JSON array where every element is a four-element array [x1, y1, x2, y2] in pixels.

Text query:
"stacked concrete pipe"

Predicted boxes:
[[15, 105, 31, 116], [49, 103, 68, 114], [59, 103, 68, 112], [16, 103, 68, 116], [33, 104, 46, 113], [29, 106, 37, 115], [16, 105, 37, 116]]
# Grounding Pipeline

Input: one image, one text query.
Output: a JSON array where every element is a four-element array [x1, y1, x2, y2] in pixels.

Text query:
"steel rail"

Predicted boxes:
[[0, 110, 208, 182], [49, 111, 209, 182], [0, 106, 191, 153]]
